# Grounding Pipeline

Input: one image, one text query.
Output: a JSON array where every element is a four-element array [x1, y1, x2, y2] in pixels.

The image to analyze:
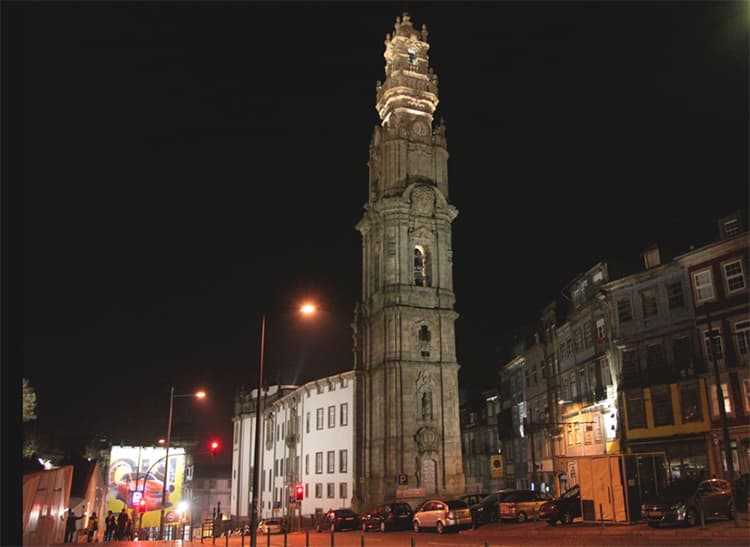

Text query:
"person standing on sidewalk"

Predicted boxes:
[[64, 510, 83, 543], [86, 512, 99, 542], [103, 511, 115, 541]]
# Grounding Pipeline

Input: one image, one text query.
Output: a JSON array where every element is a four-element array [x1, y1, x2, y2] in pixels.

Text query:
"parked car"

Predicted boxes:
[[412, 499, 472, 534], [470, 490, 515, 525], [641, 478, 735, 527], [538, 484, 581, 525], [360, 502, 413, 532], [316, 509, 360, 532], [257, 518, 285, 534], [498, 490, 551, 522], [460, 493, 489, 507]]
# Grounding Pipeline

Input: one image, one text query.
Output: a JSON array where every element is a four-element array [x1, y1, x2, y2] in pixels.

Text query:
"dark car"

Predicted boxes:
[[642, 478, 734, 527], [498, 490, 551, 522], [470, 491, 515, 525], [316, 509, 360, 532], [538, 484, 581, 525], [360, 502, 413, 532]]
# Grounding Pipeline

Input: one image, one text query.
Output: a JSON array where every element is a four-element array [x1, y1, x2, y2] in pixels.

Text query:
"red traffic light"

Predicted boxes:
[[138, 499, 147, 513], [295, 485, 304, 501], [210, 440, 219, 456]]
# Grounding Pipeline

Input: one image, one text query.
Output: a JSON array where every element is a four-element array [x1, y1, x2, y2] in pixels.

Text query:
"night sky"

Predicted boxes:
[[16, 2, 748, 465]]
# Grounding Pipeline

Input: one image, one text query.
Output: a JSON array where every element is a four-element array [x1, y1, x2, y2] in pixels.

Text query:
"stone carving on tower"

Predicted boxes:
[[353, 13, 465, 510]]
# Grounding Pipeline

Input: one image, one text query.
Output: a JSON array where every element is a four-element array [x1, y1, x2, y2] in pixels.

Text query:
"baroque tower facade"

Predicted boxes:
[[353, 13, 465, 510]]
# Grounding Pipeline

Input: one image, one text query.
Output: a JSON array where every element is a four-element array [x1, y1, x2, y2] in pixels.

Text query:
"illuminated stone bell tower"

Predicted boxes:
[[353, 13, 465, 510]]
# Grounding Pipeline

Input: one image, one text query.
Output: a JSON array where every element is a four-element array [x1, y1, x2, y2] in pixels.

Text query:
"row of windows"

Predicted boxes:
[[617, 281, 686, 323], [560, 359, 612, 401], [306, 403, 349, 433], [306, 482, 348, 500], [694, 260, 747, 303], [625, 378, 750, 430], [305, 449, 348, 475], [559, 319, 606, 359]]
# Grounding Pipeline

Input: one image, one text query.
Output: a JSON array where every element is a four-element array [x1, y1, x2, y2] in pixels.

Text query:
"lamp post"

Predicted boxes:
[[250, 303, 316, 547], [159, 387, 206, 540]]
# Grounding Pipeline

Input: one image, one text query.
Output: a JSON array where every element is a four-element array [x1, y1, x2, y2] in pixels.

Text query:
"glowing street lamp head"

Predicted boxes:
[[300, 303, 316, 315], [195, 390, 207, 399]]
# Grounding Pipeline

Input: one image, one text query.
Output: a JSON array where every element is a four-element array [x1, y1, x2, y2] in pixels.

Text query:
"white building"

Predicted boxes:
[[231, 371, 355, 521]]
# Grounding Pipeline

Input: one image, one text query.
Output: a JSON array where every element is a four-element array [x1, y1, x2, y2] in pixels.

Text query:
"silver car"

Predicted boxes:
[[412, 499, 472, 534]]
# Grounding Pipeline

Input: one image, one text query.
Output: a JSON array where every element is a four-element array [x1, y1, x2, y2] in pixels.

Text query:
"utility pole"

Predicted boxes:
[[706, 309, 735, 483]]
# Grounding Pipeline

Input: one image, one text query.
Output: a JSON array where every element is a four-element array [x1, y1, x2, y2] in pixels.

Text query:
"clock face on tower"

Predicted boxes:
[[412, 121, 429, 137]]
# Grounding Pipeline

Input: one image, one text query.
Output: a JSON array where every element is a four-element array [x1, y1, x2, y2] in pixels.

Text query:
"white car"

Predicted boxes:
[[412, 499, 472, 534], [257, 518, 284, 534]]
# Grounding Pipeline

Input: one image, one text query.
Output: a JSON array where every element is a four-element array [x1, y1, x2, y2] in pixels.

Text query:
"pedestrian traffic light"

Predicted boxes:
[[210, 440, 219, 457], [295, 484, 304, 501], [138, 499, 147, 513]]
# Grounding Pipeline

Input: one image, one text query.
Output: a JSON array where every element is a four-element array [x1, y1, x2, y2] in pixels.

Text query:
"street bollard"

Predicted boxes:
[[284, 530, 288, 547], [305, 529, 310, 547], [700, 507, 705, 528], [599, 504, 605, 527], [485, 542, 490, 547], [241, 527, 245, 547], [361, 533, 365, 547], [226, 530, 229, 547], [201, 523, 204, 544], [330, 528, 335, 547], [411, 535, 416, 547], [267, 529, 271, 547]]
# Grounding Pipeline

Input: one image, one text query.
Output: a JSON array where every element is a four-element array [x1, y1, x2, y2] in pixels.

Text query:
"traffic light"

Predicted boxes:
[[295, 484, 304, 501], [138, 499, 147, 513], [210, 440, 219, 457]]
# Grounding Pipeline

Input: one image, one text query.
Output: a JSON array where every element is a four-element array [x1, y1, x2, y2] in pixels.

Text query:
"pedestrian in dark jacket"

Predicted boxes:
[[103, 510, 115, 541], [64, 510, 83, 543], [86, 512, 98, 542], [115, 508, 129, 540]]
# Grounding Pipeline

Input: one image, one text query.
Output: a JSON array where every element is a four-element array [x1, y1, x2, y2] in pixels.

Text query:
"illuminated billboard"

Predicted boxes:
[[107, 445, 186, 528]]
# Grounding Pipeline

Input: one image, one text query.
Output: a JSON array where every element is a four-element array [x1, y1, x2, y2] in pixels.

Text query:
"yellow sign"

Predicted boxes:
[[107, 445, 186, 528], [490, 455, 504, 478]]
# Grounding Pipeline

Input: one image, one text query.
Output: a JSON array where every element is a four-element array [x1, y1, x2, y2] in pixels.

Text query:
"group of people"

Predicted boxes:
[[104, 508, 135, 541], [63, 510, 98, 543], [63, 507, 136, 542]]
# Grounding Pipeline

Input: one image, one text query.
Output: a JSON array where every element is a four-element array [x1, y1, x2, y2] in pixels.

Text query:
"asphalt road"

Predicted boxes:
[[62, 513, 749, 547]]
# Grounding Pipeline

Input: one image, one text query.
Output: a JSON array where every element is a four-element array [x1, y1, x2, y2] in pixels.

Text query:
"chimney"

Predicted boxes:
[[642, 244, 661, 269]]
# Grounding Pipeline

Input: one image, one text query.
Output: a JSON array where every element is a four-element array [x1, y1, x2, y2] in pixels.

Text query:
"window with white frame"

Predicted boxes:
[[651, 385, 674, 426], [709, 382, 733, 416], [327, 483, 335, 498], [340, 403, 348, 426], [327, 450, 335, 473], [306, 412, 310, 434], [584, 322, 594, 347], [679, 381, 702, 423], [305, 454, 309, 475], [735, 320, 750, 358], [569, 371, 577, 398], [339, 482, 348, 500], [328, 405, 335, 428], [693, 269, 715, 302], [724, 218, 741, 237], [339, 449, 348, 473], [315, 452, 323, 474], [573, 329, 583, 352], [596, 318, 605, 341], [315, 483, 322, 498], [316, 408, 324, 430], [723, 260, 746, 293], [704, 329, 724, 363]]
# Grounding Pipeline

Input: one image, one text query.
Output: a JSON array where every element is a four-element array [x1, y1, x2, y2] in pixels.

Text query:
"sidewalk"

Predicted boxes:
[[569, 510, 750, 538]]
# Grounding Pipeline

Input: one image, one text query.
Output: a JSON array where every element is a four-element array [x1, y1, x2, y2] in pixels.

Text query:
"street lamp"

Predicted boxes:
[[250, 303, 316, 547], [159, 387, 206, 540]]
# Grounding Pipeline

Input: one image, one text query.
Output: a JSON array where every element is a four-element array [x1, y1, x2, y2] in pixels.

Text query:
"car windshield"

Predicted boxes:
[[561, 485, 580, 499], [663, 479, 699, 497], [335, 509, 356, 517], [479, 494, 497, 504], [390, 503, 411, 514], [446, 500, 468, 509]]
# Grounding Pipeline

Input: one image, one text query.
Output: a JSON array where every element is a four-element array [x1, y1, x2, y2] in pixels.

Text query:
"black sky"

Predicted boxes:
[[16, 1, 749, 464]]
